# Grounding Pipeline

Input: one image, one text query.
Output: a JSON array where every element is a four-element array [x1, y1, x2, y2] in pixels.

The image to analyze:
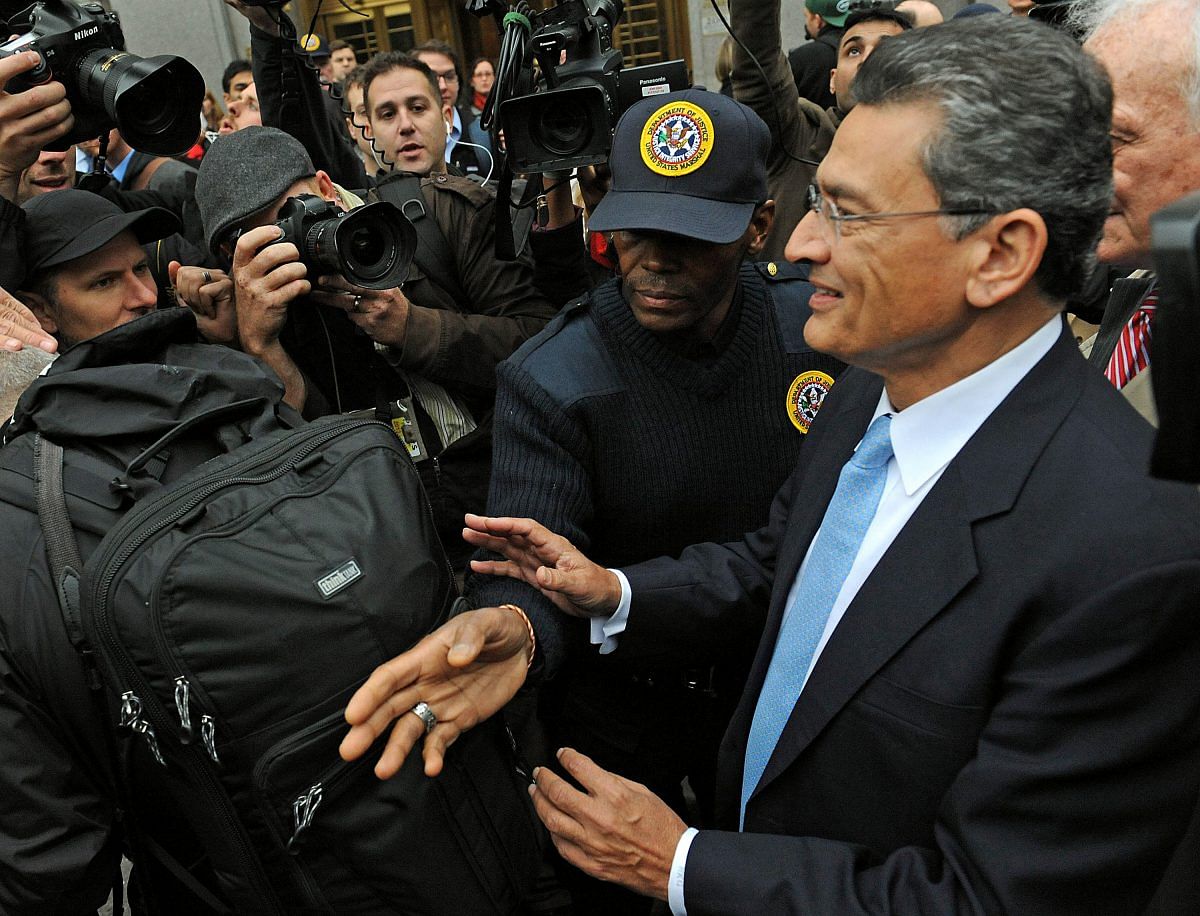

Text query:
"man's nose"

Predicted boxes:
[[785, 211, 831, 264], [128, 271, 158, 309]]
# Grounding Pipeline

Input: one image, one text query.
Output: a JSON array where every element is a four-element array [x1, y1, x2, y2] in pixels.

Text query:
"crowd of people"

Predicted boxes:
[[1, 0, 1199, 913]]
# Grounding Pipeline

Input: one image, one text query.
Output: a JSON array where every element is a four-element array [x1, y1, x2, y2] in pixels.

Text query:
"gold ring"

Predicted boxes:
[[201, 270, 213, 285]]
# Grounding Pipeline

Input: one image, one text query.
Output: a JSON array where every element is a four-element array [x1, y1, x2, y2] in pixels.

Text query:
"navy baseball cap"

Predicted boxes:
[[589, 88, 771, 245], [22, 189, 180, 276]]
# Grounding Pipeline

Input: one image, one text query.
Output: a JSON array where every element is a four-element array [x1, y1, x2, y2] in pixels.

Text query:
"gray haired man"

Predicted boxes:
[[1076, 0, 1200, 422], [338, 16, 1200, 916]]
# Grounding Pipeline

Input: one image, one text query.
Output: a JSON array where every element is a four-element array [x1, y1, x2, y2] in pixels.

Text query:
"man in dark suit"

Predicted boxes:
[[338, 18, 1200, 915]]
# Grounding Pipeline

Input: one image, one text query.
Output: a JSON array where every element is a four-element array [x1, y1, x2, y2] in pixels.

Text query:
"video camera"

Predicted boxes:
[[226, 196, 418, 291], [474, 0, 688, 174], [1148, 191, 1200, 483], [0, 0, 204, 156]]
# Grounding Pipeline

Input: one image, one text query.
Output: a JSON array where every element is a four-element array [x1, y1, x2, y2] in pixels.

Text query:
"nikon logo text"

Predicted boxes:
[[74, 25, 101, 40]]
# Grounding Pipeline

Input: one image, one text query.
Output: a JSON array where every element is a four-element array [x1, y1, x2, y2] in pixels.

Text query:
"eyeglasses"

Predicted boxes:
[[431, 68, 459, 85], [805, 183, 994, 242]]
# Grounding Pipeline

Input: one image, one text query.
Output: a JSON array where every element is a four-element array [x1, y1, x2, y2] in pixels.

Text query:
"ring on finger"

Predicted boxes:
[[352, 294, 364, 313], [409, 701, 437, 734], [202, 270, 213, 285]]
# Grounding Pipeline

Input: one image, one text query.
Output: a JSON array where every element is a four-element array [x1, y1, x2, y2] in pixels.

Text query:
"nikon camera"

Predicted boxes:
[[222, 196, 418, 292], [0, 0, 204, 155]]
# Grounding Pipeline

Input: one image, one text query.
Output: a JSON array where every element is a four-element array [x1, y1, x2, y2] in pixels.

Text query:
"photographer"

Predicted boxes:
[[223, 2, 588, 296], [0, 49, 72, 288], [192, 125, 558, 568]]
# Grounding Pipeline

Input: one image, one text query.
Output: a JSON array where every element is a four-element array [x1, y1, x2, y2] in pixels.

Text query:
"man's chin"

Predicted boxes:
[[1096, 222, 1150, 269]]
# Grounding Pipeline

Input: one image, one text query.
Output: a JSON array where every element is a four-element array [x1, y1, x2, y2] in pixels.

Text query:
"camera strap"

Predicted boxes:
[[374, 173, 472, 308]]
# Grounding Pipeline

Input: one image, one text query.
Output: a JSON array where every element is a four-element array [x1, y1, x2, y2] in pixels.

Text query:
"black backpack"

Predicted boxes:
[[3, 311, 542, 914]]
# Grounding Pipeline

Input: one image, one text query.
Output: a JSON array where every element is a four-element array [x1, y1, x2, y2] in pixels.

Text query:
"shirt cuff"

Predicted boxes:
[[588, 568, 631, 655], [668, 827, 699, 916]]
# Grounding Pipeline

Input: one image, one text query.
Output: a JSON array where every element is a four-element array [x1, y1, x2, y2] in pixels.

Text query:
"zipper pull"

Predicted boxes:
[[173, 677, 195, 744], [287, 783, 324, 853], [119, 691, 166, 767], [200, 714, 221, 765]]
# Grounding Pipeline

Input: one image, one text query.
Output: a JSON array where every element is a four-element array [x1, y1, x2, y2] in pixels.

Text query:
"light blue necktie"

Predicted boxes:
[[740, 414, 894, 826]]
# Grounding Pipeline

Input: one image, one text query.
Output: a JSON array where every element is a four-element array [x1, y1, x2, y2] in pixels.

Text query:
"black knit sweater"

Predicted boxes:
[[470, 262, 844, 673]]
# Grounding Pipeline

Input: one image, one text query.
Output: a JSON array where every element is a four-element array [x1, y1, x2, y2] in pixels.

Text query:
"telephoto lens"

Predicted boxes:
[[276, 196, 418, 291], [0, 1, 205, 155], [74, 50, 206, 155]]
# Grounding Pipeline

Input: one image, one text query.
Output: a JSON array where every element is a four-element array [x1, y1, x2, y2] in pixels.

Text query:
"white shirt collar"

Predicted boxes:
[[869, 315, 1062, 497]]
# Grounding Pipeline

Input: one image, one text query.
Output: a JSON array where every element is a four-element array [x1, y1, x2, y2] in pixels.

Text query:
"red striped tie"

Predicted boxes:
[[1104, 288, 1158, 389]]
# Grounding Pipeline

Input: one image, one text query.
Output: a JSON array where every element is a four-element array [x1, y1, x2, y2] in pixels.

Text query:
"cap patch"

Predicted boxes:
[[640, 101, 714, 176], [787, 371, 835, 434], [299, 33, 322, 52]]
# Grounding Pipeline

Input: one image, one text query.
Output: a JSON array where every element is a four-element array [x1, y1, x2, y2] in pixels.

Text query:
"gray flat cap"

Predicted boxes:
[[195, 126, 317, 257]]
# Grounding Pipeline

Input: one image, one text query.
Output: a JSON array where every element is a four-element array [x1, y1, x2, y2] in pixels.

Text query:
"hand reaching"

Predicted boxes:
[[464, 514, 622, 619], [0, 284, 56, 353], [340, 606, 533, 779], [169, 261, 237, 346]]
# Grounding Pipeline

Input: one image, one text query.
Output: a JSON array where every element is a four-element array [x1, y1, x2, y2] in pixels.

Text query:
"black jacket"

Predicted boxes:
[[0, 312, 297, 914]]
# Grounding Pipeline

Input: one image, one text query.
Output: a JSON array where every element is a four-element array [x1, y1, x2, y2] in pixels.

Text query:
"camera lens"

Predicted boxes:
[[348, 226, 385, 269], [331, 203, 417, 290], [74, 50, 205, 156], [533, 96, 593, 157]]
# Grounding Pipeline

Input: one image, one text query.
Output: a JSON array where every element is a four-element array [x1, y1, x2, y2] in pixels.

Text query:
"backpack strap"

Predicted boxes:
[[374, 172, 473, 308], [33, 434, 88, 659], [33, 434, 234, 916]]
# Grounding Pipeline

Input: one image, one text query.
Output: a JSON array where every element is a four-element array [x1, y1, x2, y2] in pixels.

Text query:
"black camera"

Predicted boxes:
[[0, 0, 204, 155], [491, 0, 688, 174], [1148, 191, 1200, 483], [268, 196, 418, 291]]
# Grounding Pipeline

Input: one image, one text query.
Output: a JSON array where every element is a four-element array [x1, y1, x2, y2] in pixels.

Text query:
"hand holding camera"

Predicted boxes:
[[0, 50, 71, 201], [310, 274, 412, 348], [230, 225, 309, 358], [0, 0, 204, 156]]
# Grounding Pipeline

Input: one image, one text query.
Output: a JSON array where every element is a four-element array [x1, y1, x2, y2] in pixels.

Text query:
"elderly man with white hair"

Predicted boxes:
[[1077, 0, 1200, 424]]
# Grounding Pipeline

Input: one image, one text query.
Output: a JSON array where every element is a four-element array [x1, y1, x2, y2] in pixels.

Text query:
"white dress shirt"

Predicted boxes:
[[650, 317, 1061, 916]]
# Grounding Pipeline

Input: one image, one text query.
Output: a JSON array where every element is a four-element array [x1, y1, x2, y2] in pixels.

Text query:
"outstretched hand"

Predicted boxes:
[[340, 606, 533, 779], [0, 284, 56, 353], [464, 514, 622, 619]]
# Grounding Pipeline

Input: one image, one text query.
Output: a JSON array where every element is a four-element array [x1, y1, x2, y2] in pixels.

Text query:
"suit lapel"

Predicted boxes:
[[744, 325, 1087, 805]]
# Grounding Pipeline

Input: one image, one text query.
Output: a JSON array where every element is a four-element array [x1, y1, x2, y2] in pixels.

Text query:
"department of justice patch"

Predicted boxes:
[[640, 101, 714, 176], [787, 371, 835, 433]]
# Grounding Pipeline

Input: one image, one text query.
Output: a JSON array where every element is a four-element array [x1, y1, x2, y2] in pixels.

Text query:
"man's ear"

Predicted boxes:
[[746, 200, 776, 257], [314, 170, 338, 203], [963, 208, 1048, 309], [442, 103, 454, 131], [829, 68, 837, 98], [19, 290, 58, 335]]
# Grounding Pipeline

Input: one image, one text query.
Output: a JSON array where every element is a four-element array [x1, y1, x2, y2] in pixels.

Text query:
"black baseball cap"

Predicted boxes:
[[22, 189, 181, 276], [588, 88, 771, 245]]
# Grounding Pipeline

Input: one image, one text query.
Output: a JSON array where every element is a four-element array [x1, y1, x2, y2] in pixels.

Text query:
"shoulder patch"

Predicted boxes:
[[425, 172, 494, 209], [786, 370, 835, 434]]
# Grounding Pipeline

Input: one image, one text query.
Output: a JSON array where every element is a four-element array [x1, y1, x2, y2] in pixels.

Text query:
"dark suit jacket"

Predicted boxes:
[[620, 322, 1200, 914]]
